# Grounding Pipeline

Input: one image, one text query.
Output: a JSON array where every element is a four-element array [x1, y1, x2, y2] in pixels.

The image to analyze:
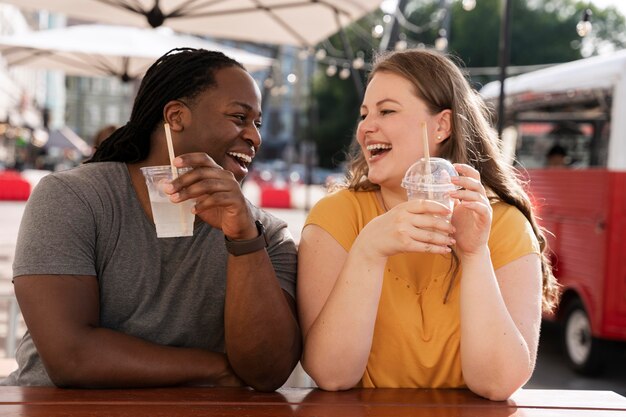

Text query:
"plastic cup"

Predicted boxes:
[[140, 165, 195, 238], [401, 157, 460, 218]]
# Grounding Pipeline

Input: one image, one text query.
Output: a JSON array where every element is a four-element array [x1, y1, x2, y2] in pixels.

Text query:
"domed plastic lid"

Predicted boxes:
[[401, 157, 459, 191]]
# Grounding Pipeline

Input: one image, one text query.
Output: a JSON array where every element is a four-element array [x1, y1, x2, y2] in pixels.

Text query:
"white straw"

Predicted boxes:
[[163, 122, 189, 234], [422, 122, 433, 199], [164, 123, 178, 179]]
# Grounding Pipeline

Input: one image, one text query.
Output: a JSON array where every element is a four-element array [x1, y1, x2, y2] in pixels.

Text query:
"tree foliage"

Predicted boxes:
[[309, 0, 625, 169]]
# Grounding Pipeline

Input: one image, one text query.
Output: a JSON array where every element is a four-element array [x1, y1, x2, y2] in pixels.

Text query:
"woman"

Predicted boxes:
[[297, 49, 559, 400]]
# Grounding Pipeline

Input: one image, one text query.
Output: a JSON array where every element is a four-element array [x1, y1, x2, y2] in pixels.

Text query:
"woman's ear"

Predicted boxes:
[[435, 109, 453, 143], [163, 100, 189, 132]]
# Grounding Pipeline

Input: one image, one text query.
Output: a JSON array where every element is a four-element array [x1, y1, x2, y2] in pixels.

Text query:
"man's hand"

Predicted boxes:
[[165, 153, 257, 240]]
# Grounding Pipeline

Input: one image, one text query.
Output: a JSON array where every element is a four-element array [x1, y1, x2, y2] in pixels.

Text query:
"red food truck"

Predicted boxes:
[[481, 50, 626, 375]]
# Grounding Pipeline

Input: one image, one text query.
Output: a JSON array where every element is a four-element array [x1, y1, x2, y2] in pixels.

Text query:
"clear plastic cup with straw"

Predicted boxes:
[[401, 122, 459, 219], [401, 157, 459, 219], [140, 123, 195, 238], [141, 165, 195, 237]]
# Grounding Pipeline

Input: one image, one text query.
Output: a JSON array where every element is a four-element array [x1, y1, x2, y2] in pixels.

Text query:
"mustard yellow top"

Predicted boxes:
[[304, 189, 540, 388]]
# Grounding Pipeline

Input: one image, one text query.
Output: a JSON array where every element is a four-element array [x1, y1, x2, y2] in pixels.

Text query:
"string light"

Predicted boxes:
[[462, 0, 476, 11], [312, 0, 598, 81], [395, 33, 408, 51], [326, 61, 338, 77], [576, 9, 592, 37], [372, 24, 384, 38], [339, 65, 351, 80], [435, 29, 448, 51], [315, 48, 327, 60], [352, 51, 365, 70], [309, 0, 491, 81]]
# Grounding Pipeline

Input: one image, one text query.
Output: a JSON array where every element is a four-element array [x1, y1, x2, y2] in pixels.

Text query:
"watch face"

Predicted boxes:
[[255, 220, 269, 246]]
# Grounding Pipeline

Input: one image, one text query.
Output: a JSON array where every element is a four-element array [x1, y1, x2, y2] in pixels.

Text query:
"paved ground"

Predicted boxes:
[[526, 321, 626, 396]]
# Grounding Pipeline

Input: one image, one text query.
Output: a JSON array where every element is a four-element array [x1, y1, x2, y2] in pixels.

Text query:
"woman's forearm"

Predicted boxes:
[[302, 241, 386, 390], [459, 248, 534, 400]]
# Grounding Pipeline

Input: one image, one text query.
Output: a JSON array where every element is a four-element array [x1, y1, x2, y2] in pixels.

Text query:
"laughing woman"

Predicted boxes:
[[297, 48, 559, 400]]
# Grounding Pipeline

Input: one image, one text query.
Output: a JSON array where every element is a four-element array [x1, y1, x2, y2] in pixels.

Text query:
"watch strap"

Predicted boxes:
[[224, 220, 268, 256]]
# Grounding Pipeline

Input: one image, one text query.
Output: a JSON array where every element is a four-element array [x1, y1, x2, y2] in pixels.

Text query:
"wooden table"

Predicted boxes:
[[0, 386, 624, 416]]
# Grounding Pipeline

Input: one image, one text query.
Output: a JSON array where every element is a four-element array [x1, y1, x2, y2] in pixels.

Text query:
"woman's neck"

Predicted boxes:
[[379, 187, 406, 211]]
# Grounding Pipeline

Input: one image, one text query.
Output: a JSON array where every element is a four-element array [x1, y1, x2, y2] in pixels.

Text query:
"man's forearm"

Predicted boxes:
[[44, 327, 236, 388], [224, 250, 301, 392]]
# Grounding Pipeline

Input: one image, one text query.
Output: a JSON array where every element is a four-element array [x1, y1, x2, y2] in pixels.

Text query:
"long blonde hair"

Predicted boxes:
[[345, 48, 559, 312]]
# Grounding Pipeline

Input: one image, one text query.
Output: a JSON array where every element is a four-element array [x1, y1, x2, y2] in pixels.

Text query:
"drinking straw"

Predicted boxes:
[[421, 121, 433, 199], [163, 122, 189, 235], [164, 123, 178, 179]]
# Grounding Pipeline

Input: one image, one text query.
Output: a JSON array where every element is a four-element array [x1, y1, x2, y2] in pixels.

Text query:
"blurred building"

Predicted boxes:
[[64, 76, 134, 142], [0, 4, 44, 169], [258, 45, 314, 165]]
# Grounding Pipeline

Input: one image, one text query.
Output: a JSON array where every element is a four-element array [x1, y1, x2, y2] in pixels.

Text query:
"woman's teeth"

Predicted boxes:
[[366, 143, 392, 159], [366, 143, 392, 151]]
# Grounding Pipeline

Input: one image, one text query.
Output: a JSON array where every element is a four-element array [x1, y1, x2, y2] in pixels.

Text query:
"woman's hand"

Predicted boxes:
[[165, 153, 257, 240], [356, 198, 456, 259], [449, 164, 492, 258]]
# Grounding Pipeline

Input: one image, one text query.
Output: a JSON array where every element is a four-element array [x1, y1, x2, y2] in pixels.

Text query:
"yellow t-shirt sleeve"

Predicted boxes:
[[304, 189, 363, 252], [488, 202, 541, 270]]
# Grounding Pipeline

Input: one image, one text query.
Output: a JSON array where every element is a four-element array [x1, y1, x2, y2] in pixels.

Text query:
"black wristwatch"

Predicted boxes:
[[224, 220, 268, 256]]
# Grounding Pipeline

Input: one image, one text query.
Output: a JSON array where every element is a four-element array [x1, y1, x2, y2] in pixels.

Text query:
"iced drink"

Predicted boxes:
[[401, 157, 459, 218], [140, 166, 195, 238]]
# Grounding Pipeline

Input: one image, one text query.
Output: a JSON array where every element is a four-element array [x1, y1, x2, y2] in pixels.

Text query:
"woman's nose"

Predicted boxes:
[[358, 116, 377, 136]]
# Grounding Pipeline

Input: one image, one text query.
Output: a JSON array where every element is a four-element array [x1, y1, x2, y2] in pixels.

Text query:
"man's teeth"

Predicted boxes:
[[366, 144, 392, 151], [227, 152, 252, 164]]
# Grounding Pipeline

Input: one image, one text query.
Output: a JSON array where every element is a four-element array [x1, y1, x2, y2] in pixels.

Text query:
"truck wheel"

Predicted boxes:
[[562, 299, 604, 375]]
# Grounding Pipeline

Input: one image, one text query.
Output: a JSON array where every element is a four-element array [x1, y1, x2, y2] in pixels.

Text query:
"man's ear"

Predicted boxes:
[[435, 109, 453, 143], [163, 100, 189, 132]]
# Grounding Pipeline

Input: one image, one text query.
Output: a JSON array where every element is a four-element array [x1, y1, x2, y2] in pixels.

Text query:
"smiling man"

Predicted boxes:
[[4, 48, 301, 391]]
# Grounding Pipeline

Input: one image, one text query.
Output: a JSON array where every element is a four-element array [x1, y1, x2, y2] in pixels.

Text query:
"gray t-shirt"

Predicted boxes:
[[4, 162, 297, 386]]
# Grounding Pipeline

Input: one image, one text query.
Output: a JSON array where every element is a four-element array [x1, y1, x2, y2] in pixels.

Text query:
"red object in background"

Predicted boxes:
[[529, 169, 626, 375], [530, 170, 626, 341], [260, 185, 291, 208], [0, 171, 31, 201]]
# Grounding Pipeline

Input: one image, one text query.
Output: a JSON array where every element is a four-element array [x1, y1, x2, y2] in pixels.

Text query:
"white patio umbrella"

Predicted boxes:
[[0, 25, 274, 81], [3, 0, 383, 48]]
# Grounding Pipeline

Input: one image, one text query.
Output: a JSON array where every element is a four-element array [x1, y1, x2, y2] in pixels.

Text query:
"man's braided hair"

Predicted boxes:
[[86, 48, 244, 164]]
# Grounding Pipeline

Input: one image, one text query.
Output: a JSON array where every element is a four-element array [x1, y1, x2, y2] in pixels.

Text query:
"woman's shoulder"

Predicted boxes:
[[313, 188, 375, 210], [306, 188, 379, 231], [488, 200, 540, 263], [490, 200, 529, 228]]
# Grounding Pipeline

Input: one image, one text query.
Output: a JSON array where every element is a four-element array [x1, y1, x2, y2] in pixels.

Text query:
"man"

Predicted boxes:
[[546, 144, 568, 168], [5, 48, 300, 391]]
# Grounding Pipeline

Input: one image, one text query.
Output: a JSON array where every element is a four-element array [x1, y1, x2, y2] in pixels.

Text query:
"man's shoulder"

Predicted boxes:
[[43, 162, 121, 183], [31, 162, 129, 212]]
